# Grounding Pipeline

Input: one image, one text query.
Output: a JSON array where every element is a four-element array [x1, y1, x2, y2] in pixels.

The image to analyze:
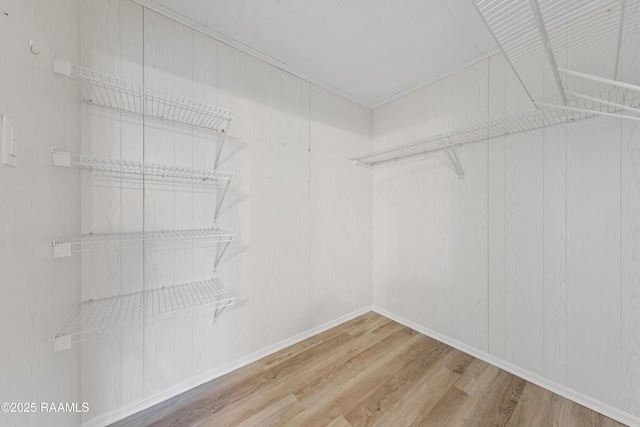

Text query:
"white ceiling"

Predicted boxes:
[[133, 0, 500, 108]]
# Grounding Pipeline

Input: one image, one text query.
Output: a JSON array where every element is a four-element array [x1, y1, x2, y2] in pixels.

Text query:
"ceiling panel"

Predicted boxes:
[[449, 1, 498, 53], [134, 0, 499, 108], [275, 0, 344, 23], [399, 3, 482, 73]]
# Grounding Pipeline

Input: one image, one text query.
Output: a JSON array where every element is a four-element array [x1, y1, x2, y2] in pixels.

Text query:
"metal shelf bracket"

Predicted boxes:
[[213, 305, 228, 323], [214, 122, 231, 171], [214, 179, 231, 224], [214, 240, 231, 272], [444, 145, 464, 179]]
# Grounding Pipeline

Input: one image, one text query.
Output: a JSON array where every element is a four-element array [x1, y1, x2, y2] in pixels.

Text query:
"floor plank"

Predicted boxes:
[[281, 334, 436, 426], [507, 382, 554, 427], [371, 365, 461, 426], [293, 324, 418, 408], [110, 312, 628, 427], [327, 415, 354, 427], [342, 341, 451, 426], [416, 386, 477, 426], [463, 370, 526, 425]]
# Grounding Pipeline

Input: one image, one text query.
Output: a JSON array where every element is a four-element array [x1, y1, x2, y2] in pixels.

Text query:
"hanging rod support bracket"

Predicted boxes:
[[214, 240, 231, 272]]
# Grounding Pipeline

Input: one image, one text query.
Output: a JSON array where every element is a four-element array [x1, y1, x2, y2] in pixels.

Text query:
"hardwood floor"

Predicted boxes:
[[111, 312, 627, 427]]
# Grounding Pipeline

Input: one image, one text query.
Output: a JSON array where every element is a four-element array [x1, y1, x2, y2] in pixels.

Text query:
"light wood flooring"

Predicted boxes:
[[111, 312, 627, 427]]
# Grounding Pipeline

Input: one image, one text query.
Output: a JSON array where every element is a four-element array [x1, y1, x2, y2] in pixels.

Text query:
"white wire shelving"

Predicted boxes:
[[352, 1, 640, 174], [52, 57, 234, 132], [472, 0, 640, 104], [53, 278, 236, 351], [350, 85, 640, 171], [52, 57, 236, 170], [52, 150, 234, 182], [51, 58, 240, 351], [53, 228, 235, 258]]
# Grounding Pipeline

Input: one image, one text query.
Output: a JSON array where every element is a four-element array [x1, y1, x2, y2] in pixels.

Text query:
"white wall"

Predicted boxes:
[[78, 1, 371, 425], [372, 52, 640, 424], [0, 1, 81, 427]]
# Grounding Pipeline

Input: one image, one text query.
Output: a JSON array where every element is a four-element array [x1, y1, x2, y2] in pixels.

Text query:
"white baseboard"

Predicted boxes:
[[372, 305, 639, 427], [82, 305, 372, 427]]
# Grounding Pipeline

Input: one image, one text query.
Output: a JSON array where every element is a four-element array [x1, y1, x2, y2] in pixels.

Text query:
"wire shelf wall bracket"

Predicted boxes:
[[215, 122, 231, 171], [214, 179, 232, 226], [52, 278, 236, 352], [214, 240, 231, 273], [52, 228, 235, 258], [445, 145, 465, 179], [52, 57, 236, 169]]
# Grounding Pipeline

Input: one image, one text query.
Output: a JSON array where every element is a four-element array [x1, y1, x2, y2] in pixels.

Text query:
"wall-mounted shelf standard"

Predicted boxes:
[[52, 150, 234, 181], [52, 228, 234, 258], [53, 278, 235, 352], [350, 85, 640, 171]]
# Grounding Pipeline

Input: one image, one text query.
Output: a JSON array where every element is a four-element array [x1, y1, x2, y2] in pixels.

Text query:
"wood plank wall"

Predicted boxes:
[[0, 1, 81, 427], [372, 52, 640, 423], [78, 0, 372, 424]]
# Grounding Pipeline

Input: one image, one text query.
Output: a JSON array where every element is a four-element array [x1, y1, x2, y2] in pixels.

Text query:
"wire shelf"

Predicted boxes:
[[351, 86, 640, 167], [56, 278, 235, 346], [52, 151, 233, 181], [474, 0, 640, 104], [53, 228, 235, 257], [53, 58, 235, 132]]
